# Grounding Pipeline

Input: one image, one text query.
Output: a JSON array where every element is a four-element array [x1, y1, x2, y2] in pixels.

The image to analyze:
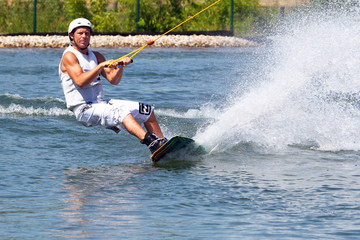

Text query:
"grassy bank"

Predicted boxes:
[[0, 0, 279, 36]]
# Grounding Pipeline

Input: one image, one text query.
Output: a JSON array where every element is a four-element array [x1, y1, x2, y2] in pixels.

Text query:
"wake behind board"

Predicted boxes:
[[151, 136, 205, 162]]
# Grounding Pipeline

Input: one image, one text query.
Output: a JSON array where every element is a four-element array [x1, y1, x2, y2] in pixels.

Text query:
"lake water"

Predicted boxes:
[[1, 9, 360, 239]]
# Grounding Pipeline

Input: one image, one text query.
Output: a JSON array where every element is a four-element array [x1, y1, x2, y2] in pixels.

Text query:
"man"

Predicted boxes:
[[59, 18, 167, 153]]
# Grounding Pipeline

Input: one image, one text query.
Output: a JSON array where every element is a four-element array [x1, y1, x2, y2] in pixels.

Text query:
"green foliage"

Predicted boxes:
[[90, 0, 118, 32], [0, 0, 33, 33], [132, 0, 185, 32], [64, 0, 91, 21], [37, 0, 67, 32], [195, 0, 277, 36], [114, 0, 137, 32], [0, 0, 280, 36]]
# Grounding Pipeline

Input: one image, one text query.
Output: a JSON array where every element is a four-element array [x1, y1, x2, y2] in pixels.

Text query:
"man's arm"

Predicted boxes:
[[94, 52, 132, 85], [60, 51, 109, 89]]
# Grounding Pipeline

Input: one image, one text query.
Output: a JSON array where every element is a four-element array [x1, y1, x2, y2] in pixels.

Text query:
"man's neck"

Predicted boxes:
[[72, 45, 88, 55]]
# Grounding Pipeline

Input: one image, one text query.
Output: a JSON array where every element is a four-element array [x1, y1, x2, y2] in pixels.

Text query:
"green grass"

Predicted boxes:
[[0, 0, 280, 36]]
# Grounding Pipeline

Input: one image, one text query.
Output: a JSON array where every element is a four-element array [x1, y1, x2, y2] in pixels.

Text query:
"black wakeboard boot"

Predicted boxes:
[[140, 132, 168, 153]]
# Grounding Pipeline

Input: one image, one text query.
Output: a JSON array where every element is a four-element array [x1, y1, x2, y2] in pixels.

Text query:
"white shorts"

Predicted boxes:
[[73, 99, 154, 133]]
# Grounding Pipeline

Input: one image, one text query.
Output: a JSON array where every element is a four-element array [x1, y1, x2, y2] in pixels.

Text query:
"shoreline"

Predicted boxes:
[[0, 35, 258, 48]]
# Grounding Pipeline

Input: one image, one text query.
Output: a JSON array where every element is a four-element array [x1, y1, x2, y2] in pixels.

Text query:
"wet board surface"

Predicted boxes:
[[151, 136, 204, 162]]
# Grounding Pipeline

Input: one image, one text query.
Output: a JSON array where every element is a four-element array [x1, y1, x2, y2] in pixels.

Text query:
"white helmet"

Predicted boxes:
[[68, 18, 93, 34]]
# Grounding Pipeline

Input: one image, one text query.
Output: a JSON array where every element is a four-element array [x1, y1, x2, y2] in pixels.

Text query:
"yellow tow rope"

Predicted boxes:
[[107, 0, 221, 67]]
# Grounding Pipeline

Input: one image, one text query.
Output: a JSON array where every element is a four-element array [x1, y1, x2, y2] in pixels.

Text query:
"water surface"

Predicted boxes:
[[1, 9, 360, 239]]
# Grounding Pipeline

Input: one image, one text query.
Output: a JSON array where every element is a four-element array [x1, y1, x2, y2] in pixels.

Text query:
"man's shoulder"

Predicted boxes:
[[62, 46, 76, 56], [61, 48, 78, 66], [62, 50, 77, 60], [92, 51, 105, 63], [92, 50, 102, 57]]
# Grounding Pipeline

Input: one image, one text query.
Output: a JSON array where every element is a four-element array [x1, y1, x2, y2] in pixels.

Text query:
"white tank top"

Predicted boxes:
[[59, 46, 104, 109]]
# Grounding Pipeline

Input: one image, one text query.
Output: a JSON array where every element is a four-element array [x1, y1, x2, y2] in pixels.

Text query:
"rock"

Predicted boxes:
[[0, 35, 258, 48]]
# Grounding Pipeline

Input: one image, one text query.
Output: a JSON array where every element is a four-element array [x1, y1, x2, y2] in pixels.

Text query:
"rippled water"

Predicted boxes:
[[2, 7, 360, 239]]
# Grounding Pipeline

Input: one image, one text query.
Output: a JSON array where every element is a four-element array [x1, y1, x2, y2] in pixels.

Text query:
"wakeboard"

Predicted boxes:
[[151, 136, 205, 162]]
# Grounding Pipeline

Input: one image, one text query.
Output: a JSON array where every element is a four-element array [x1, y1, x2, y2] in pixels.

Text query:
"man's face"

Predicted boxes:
[[72, 27, 91, 49]]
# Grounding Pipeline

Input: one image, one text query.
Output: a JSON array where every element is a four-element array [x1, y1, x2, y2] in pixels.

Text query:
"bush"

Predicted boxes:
[[0, 0, 278, 36]]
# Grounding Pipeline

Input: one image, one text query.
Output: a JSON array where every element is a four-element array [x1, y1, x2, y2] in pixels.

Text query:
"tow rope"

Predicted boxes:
[[107, 0, 221, 67]]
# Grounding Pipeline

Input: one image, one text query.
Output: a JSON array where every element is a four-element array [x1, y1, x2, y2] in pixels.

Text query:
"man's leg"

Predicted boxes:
[[144, 112, 164, 138], [122, 113, 146, 140], [142, 111, 168, 153], [123, 112, 167, 153], [104, 100, 168, 153], [122, 111, 164, 140]]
